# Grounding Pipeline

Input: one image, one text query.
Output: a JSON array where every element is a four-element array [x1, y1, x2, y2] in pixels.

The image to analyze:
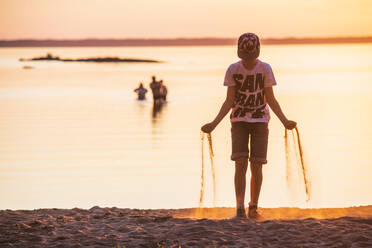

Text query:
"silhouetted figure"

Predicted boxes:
[[201, 33, 297, 219], [159, 80, 168, 102], [134, 83, 148, 100], [149, 76, 162, 105]]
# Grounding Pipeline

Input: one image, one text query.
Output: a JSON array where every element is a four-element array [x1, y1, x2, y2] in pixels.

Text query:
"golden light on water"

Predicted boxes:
[[0, 45, 372, 210]]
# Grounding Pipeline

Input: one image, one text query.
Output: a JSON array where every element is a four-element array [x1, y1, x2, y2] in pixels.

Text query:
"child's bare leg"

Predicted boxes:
[[234, 157, 248, 209], [249, 162, 263, 207]]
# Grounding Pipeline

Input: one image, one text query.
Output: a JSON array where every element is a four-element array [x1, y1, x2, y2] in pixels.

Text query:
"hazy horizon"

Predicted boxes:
[[1, 35, 372, 41], [1, 0, 371, 40], [1, 36, 372, 48]]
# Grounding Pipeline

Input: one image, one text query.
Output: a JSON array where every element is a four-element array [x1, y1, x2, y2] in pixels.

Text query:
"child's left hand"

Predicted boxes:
[[201, 122, 216, 133]]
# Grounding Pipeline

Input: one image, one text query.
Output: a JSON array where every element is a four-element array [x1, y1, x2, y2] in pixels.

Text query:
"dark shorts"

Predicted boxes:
[[231, 122, 269, 164]]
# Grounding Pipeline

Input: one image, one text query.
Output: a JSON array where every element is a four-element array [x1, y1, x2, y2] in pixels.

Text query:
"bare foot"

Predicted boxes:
[[235, 208, 247, 218], [248, 205, 262, 220]]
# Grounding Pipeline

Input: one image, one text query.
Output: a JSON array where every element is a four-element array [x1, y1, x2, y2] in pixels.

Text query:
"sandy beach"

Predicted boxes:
[[1, 206, 371, 247]]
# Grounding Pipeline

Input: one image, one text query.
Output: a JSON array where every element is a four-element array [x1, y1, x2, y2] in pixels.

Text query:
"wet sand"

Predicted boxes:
[[1, 206, 371, 247]]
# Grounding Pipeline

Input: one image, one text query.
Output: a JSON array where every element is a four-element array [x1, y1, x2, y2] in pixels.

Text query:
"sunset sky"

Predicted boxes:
[[1, 0, 371, 39]]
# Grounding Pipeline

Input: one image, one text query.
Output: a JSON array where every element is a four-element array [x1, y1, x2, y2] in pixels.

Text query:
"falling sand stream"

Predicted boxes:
[[285, 127, 311, 201], [199, 131, 216, 207]]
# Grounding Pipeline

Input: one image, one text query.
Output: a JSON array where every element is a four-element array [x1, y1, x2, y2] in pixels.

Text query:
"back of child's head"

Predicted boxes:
[[237, 33, 260, 60]]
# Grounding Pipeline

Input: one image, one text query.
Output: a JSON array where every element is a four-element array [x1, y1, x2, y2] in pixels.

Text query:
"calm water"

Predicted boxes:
[[0, 44, 371, 210]]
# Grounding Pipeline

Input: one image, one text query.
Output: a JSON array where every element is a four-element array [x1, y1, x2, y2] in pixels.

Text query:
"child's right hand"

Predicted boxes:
[[284, 120, 297, 130], [201, 123, 216, 133]]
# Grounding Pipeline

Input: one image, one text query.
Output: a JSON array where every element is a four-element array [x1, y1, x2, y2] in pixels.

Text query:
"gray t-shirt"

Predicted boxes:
[[224, 60, 276, 123]]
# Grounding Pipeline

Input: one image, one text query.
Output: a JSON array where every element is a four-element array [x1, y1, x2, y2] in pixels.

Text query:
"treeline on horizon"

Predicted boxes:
[[1, 36, 372, 47]]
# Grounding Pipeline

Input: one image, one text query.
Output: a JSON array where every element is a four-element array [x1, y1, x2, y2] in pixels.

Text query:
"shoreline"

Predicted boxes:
[[1, 205, 371, 247], [1, 36, 372, 47]]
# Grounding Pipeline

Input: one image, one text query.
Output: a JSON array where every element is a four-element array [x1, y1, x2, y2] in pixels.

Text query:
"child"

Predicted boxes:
[[159, 80, 168, 102], [201, 33, 296, 218], [134, 82, 148, 100]]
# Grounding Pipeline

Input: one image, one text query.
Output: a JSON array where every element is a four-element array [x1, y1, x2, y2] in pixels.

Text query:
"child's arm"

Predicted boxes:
[[201, 86, 235, 133], [264, 86, 297, 130]]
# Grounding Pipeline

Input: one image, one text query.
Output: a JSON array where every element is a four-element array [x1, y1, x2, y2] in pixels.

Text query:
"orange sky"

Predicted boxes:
[[0, 0, 371, 39]]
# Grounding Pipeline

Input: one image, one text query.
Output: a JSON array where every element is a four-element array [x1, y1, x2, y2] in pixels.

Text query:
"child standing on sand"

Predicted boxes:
[[201, 33, 296, 218]]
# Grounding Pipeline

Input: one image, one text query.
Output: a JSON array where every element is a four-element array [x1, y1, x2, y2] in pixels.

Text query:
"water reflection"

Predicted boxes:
[[135, 99, 149, 115], [152, 101, 163, 118], [151, 101, 167, 127]]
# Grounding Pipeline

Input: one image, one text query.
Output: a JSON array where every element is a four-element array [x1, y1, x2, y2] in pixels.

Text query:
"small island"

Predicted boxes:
[[19, 53, 160, 63]]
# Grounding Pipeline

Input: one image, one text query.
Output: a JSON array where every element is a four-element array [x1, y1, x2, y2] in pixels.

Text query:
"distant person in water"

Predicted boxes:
[[149, 76, 162, 105], [201, 33, 297, 219], [134, 82, 148, 100], [159, 80, 168, 102]]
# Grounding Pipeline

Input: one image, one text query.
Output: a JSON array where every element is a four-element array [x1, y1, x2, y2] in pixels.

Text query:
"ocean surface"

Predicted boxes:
[[0, 44, 371, 210]]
